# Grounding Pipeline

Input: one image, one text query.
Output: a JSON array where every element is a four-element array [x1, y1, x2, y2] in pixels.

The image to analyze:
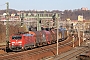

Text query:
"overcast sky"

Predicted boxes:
[[0, 0, 89, 11]]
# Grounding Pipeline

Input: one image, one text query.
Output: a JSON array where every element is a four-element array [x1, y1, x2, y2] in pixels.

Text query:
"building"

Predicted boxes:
[[81, 7, 88, 11]]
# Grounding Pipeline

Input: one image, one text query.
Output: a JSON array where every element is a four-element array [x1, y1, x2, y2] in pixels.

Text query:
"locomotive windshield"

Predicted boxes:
[[12, 35, 22, 40]]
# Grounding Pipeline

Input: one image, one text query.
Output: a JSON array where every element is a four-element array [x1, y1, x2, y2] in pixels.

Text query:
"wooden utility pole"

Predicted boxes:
[[48, 20, 50, 30], [83, 23, 85, 41], [5, 2, 10, 51], [37, 14, 41, 31], [37, 14, 39, 31], [56, 13, 59, 55], [20, 12, 24, 27], [77, 22, 81, 46], [44, 10, 46, 30], [6, 2, 9, 42]]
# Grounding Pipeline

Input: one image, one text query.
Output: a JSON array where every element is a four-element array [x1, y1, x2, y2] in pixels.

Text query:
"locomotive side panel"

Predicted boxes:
[[23, 34, 35, 49]]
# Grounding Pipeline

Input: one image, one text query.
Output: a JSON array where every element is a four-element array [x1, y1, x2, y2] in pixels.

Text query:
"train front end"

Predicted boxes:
[[9, 35, 23, 51]]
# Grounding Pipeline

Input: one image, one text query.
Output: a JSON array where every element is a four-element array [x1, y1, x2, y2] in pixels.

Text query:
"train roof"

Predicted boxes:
[[23, 34, 33, 36]]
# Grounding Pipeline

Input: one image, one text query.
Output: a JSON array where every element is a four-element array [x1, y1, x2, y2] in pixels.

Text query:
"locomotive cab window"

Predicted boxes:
[[12, 35, 22, 40]]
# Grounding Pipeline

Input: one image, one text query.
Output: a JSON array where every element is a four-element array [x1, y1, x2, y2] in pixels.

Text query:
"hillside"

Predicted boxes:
[[0, 22, 27, 43]]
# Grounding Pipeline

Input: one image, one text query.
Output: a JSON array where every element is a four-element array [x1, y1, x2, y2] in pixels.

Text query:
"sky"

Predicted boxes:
[[0, 0, 90, 11]]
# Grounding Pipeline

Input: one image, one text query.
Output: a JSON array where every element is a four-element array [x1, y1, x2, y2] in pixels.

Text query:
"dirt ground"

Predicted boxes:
[[0, 50, 6, 54]]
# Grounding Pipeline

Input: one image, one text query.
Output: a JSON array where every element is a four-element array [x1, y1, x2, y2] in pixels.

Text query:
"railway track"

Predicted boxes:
[[0, 37, 69, 60], [51, 46, 89, 60], [0, 45, 6, 50]]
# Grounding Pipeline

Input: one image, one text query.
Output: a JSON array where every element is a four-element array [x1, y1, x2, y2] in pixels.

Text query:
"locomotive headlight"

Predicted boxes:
[[18, 42, 22, 44], [12, 43, 14, 45], [18, 42, 22, 45], [11, 42, 15, 45], [12, 42, 15, 43]]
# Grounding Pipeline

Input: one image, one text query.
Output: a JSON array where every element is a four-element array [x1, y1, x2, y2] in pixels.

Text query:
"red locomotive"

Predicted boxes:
[[7, 28, 67, 51]]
